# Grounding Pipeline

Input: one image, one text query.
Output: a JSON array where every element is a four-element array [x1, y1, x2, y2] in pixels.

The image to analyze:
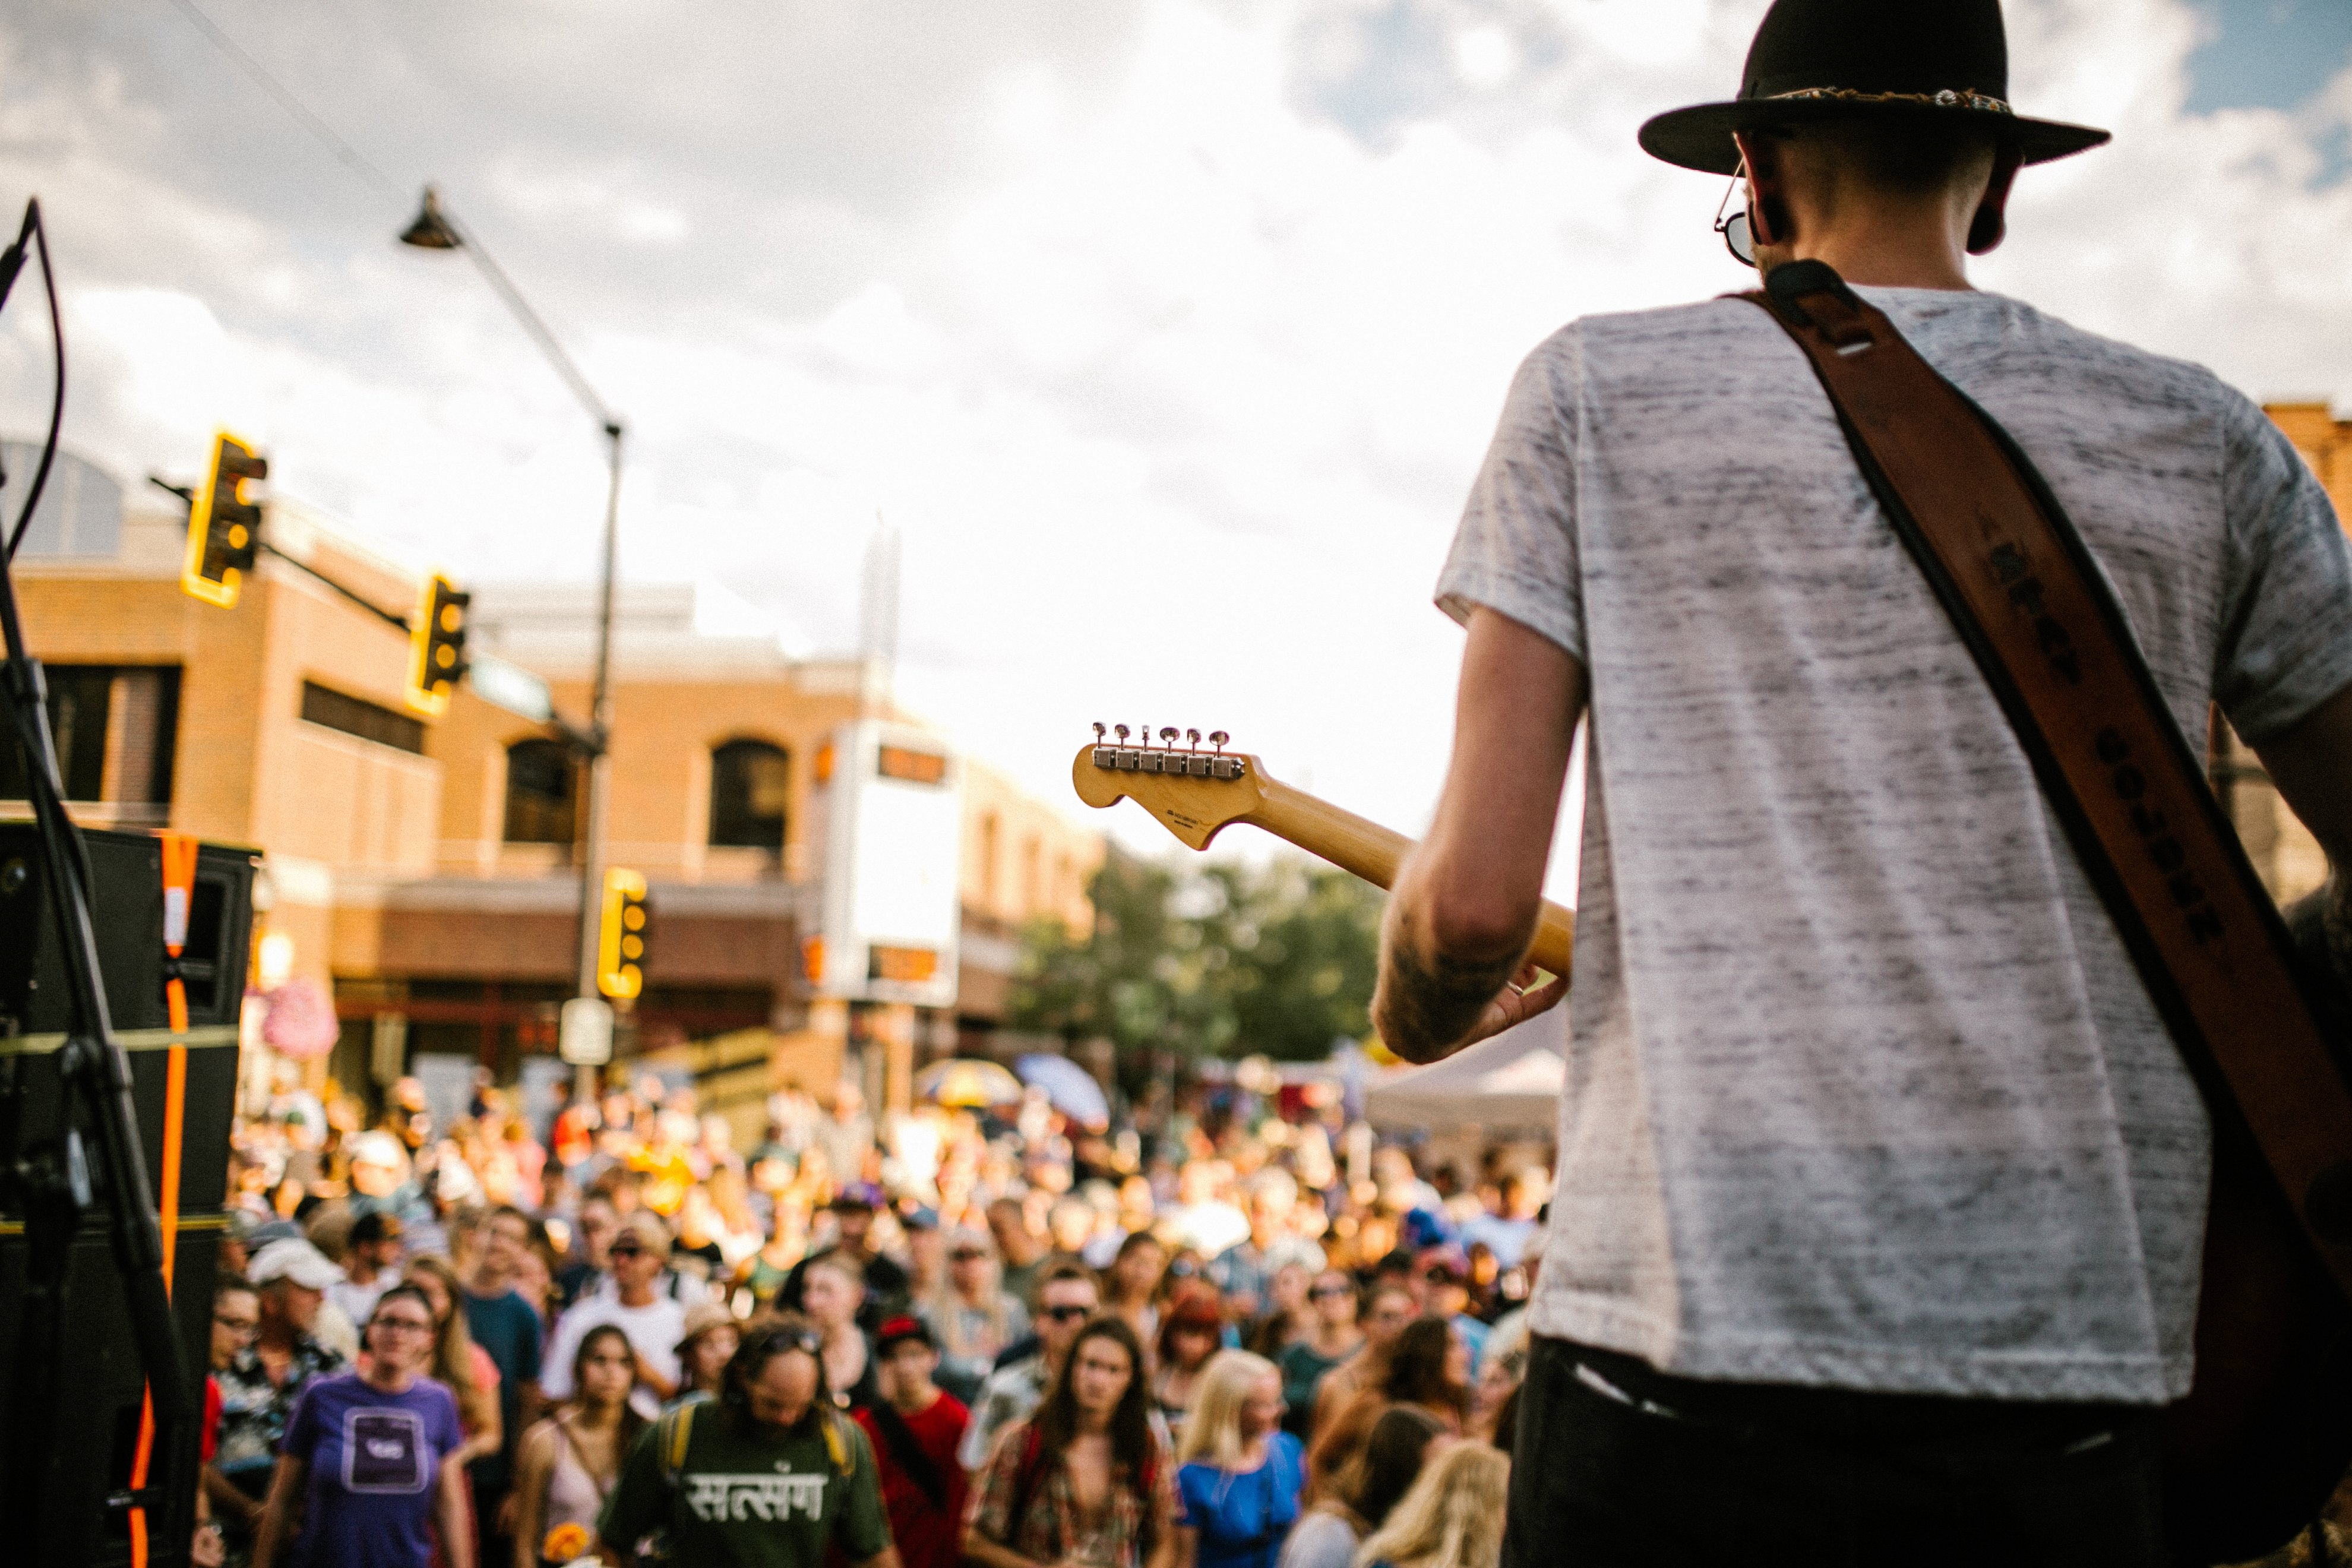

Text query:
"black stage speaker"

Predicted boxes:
[[0, 823, 256, 1567]]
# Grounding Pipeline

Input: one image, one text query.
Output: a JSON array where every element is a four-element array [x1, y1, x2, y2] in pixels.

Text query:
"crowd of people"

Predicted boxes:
[[200, 1060, 1550, 1568]]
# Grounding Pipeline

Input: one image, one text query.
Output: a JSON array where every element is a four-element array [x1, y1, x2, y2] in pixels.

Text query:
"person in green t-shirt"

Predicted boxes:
[[597, 1314, 899, 1568]]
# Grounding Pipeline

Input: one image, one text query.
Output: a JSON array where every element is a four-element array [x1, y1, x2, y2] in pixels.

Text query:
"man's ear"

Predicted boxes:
[[1733, 129, 1792, 249], [1967, 143, 2024, 255]]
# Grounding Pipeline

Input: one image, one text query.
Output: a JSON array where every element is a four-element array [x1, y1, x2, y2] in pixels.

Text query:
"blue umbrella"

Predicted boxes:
[[1014, 1054, 1111, 1130]]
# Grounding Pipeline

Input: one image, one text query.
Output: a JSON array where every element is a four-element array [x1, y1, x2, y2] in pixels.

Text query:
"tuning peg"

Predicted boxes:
[[1093, 722, 1107, 742], [1209, 730, 1229, 753], [1186, 728, 1201, 750], [1114, 725, 1130, 742], [1159, 727, 1178, 747]]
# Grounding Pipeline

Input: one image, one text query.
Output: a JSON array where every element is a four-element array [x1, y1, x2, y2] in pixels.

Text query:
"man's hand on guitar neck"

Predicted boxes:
[[1374, 608, 1585, 1064]]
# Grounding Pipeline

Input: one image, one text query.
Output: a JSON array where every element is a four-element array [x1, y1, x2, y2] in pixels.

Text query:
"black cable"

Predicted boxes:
[[0, 199, 63, 563], [0, 197, 97, 930]]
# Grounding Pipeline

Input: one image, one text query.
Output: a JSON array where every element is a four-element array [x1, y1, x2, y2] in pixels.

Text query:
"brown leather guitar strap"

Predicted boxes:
[[1739, 260, 2352, 1292]]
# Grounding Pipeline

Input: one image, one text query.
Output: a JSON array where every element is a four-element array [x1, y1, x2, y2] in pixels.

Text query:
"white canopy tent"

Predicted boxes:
[[1362, 1007, 1566, 1134]]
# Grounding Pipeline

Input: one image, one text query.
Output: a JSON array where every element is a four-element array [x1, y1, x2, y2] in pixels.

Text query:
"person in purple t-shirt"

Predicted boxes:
[[252, 1284, 472, 1568]]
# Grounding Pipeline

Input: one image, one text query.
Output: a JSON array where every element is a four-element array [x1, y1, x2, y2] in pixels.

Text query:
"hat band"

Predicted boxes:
[[1768, 87, 2013, 115]]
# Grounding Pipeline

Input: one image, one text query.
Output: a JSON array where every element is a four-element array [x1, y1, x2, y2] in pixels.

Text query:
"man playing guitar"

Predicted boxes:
[[1371, 2, 2352, 1563]]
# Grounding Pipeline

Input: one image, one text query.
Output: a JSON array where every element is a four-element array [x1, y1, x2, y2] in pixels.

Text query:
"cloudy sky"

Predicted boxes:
[[4, 0, 2350, 900]]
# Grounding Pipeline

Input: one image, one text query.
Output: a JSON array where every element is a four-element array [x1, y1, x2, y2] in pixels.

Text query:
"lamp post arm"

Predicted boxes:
[[435, 205, 620, 433]]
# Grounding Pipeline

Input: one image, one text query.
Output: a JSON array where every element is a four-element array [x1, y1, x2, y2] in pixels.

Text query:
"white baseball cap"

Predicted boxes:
[[248, 1237, 343, 1291]]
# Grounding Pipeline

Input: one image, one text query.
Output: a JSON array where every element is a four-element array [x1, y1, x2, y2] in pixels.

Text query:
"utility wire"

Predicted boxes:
[[155, 0, 620, 429], [160, 0, 405, 203]]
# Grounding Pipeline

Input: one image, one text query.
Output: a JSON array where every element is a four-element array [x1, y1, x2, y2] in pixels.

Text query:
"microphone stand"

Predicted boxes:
[[0, 197, 196, 1566]]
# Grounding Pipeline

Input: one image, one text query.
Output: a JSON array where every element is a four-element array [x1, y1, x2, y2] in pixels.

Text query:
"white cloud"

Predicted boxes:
[[0, 0, 2347, 912]]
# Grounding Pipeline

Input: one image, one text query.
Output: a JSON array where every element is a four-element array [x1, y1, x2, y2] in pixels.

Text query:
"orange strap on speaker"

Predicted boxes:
[[159, 832, 198, 1035], [131, 835, 198, 1567]]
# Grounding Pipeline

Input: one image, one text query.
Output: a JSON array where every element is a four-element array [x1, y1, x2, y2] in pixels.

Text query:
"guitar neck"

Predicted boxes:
[[1242, 776, 1577, 982]]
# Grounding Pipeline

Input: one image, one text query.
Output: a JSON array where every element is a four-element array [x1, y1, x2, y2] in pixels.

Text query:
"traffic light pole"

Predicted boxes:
[[573, 423, 623, 1108]]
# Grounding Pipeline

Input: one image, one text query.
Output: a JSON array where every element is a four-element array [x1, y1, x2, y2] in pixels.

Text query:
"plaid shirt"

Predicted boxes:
[[211, 1335, 347, 1481], [966, 1417, 1172, 1568]]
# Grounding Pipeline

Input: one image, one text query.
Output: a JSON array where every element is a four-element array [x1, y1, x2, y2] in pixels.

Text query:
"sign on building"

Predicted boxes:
[[804, 720, 962, 1008]]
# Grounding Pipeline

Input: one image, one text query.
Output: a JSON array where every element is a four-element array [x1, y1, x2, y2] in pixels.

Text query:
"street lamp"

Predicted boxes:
[[399, 184, 624, 1105]]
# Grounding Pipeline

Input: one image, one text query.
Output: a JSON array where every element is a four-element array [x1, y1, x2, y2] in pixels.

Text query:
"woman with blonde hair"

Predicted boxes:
[[921, 1227, 1028, 1405], [403, 1255, 501, 1468], [1174, 1350, 1305, 1568], [1277, 1406, 1445, 1568], [1352, 1443, 1508, 1568]]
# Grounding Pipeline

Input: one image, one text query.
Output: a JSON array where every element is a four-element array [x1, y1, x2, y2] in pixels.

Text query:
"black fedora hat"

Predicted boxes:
[[1639, 0, 2109, 177]]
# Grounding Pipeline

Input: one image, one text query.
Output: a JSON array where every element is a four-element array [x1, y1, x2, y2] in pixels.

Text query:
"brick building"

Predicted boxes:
[[6, 455, 1102, 1125]]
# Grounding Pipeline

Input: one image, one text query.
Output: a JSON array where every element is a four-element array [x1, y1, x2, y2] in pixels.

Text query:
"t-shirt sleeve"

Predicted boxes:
[[517, 1300, 545, 1383], [1434, 324, 1588, 661], [1274, 1433, 1305, 1519], [1174, 1462, 1205, 1529], [280, 1380, 324, 1465], [957, 1380, 1005, 1472], [596, 1417, 667, 1554], [432, 1384, 466, 1459], [834, 1421, 892, 1561], [539, 1310, 580, 1401], [965, 1418, 1024, 1542], [2213, 389, 2352, 742]]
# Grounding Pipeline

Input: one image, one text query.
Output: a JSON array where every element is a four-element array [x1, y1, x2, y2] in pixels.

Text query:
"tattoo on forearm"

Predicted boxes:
[[1377, 906, 1522, 1059]]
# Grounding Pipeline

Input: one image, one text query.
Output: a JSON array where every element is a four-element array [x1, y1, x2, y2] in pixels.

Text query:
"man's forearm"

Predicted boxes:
[[2284, 871, 2352, 993], [1373, 895, 1525, 1063]]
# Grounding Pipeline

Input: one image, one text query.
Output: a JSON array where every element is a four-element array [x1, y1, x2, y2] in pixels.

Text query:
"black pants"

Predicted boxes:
[[1503, 1336, 2166, 1568]]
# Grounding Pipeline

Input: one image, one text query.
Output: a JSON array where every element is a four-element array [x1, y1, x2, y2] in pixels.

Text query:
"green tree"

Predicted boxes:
[[1008, 848, 1383, 1061]]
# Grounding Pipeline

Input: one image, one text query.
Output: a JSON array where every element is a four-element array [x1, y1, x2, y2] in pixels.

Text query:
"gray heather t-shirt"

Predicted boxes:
[[1435, 286, 2352, 1404]]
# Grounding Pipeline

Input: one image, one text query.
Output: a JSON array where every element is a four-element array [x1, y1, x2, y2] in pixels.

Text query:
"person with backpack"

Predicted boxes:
[[852, 1317, 970, 1568], [593, 1314, 897, 1568], [963, 1316, 1175, 1568]]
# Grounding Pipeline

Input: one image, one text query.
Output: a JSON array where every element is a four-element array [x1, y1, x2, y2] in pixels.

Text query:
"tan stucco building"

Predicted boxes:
[[7, 459, 1102, 1119]]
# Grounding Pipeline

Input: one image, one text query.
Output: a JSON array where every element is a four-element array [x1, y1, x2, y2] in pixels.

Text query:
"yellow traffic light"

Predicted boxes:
[[405, 573, 470, 716], [598, 867, 650, 1000], [181, 431, 267, 608]]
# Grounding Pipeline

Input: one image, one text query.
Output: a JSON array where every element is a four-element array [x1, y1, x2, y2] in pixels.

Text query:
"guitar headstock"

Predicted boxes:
[[1070, 723, 1269, 851]]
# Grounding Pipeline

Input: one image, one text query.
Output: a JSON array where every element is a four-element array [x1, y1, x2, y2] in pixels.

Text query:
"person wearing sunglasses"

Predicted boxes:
[[251, 1284, 473, 1568], [924, 1229, 1030, 1408], [596, 1314, 899, 1568], [1377, 0, 2352, 1560], [1274, 1272, 1362, 1442], [957, 1260, 1102, 1471], [540, 1212, 685, 1420]]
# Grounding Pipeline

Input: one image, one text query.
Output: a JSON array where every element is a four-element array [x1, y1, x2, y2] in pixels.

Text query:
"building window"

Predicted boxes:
[[0, 663, 179, 810], [503, 738, 578, 845], [709, 739, 789, 851], [300, 681, 426, 755]]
